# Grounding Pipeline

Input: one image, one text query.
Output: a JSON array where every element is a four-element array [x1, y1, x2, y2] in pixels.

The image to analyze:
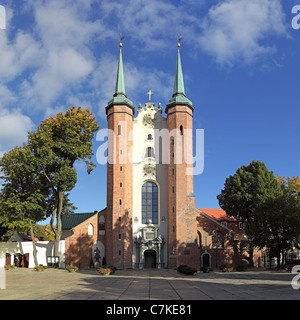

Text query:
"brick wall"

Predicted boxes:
[[64, 213, 98, 269], [166, 104, 195, 268], [106, 105, 133, 269]]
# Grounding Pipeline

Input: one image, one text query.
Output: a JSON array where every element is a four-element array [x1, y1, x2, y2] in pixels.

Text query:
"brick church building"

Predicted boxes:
[[63, 41, 261, 270]]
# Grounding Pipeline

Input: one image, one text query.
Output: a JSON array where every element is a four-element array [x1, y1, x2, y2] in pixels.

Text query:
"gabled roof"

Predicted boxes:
[[61, 212, 97, 230], [198, 208, 238, 222], [7, 231, 39, 242]]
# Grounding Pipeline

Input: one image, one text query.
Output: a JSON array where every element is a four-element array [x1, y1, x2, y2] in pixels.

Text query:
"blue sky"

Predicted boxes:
[[0, 0, 300, 221]]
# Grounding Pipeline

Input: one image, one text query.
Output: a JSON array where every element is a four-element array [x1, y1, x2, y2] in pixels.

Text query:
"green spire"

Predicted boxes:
[[173, 46, 185, 96], [114, 46, 126, 96], [166, 43, 193, 113], [106, 43, 135, 114]]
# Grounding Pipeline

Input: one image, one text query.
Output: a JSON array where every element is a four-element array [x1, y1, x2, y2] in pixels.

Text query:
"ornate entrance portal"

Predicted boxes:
[[135, 220, 165, 269]]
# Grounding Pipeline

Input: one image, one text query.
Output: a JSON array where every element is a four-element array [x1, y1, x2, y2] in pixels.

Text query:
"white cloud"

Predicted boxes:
[[0, 84, 16, 107], [100, 0, 199, 51], [198, 0, 288, 66], [0, 0, 291, 126], [17, 0, 103, 112], [0, 109, 35, 155], [0, 30, 41, 81], [89, 53, 173, 117], [22, 47, 94, 106]]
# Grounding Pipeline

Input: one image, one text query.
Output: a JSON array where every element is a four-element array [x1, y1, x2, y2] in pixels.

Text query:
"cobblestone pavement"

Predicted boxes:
[[0, 267, 299, 300]]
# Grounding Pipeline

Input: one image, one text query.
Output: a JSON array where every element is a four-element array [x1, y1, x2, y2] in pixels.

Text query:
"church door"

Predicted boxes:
[[144, 250, 156, 268], [202, 253, 210, 267], [5, 253, 11, 266], [23, 253, 29, 268], [14, 253, 22, 267]]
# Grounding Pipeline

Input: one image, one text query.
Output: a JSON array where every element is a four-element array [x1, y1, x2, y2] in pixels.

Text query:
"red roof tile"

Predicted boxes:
[[198, 208, 238, 222]]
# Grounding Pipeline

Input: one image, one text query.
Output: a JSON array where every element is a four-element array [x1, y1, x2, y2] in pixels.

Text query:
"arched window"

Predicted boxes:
[[145, 147, 155, 158], [197, 231, 202, 248], [99, 215, 105, 235], [141, 181, 158, 224], [88, 224, 94, 236]]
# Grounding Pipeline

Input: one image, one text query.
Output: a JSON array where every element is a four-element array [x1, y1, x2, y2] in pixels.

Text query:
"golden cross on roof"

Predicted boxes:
[[147, 90, 153, 101]]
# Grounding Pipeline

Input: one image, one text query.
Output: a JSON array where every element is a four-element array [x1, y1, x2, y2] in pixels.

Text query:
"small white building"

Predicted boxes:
[[0, 232, 65, 268]]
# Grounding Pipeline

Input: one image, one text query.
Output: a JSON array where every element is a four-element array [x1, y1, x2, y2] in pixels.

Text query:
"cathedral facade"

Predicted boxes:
[[103, 41, 196, 269], [63, 42, 258, 270]]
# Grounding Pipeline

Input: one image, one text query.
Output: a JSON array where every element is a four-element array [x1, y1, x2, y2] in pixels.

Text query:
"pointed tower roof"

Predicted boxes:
[[165, 43, 193, 113], [114, 44, 126, 96], [106, 42, 135, 114]]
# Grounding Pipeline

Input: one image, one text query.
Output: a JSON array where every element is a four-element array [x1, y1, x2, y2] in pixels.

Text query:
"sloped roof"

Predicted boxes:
[[7, 231, 39, 242], [198, 208, 237, 222], [61, 212, 97, 230]]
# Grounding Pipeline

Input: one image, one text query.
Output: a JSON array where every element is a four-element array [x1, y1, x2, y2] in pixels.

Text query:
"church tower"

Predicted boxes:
[[166, 42, 195, 268], [104, 40, 197, 270], [105, 41, 134, 269]]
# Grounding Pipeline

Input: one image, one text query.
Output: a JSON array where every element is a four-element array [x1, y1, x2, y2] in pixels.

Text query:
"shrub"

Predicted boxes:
[[66, 265, 78, 272], [98, 266, 112, 275], [4, 265, 15, 270], [34, 265, 45, 271], [177, 264, 197, 275], [236, 265, 247, 272], [220, 264, 234, 272], [200, 266, 213, 273], [108, 266, 117, 274]]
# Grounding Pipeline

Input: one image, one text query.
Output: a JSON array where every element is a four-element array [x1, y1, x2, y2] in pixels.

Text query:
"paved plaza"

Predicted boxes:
[[0, 267, 299, 300]]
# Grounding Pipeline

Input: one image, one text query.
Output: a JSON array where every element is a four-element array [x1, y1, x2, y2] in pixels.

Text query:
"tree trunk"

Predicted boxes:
[[54, 191, 63, 257], [30, 224, 38, 266], [277, 252, 281, 268], [50, 190, 64, 258], [248, 242, 254, 268]]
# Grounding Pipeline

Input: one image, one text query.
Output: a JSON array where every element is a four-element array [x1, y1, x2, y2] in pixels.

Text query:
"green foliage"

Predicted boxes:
[[0, 145, 48, 232], [27, 107, 99, 254], [200, 266, 213, 273], [33, 265, 45, 271], [177, 264, 197, 275], [235, 265, 247, 272], [0, 107, 99, 256], [35, 224, 55, 241], [66, 265, 78, 272], [217, 160, 282, 222], [220, 264, 234, 272], [254, 188, 300, 265], [97, 266, 116, 275], [4, 265, 16, 270], [217, 160, 300, 268], [217, 160, 282, 266]]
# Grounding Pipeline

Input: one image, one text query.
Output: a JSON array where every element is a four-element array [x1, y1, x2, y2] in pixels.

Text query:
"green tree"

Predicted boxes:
[[27, 106, 99, 255], [276, 175, 300, 196], [255, 190, 300, 267], [257, 175, 300, 267], [217, 160, 282, 267], [0, 145, 49, 265], [34, 224, 56, 241]]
